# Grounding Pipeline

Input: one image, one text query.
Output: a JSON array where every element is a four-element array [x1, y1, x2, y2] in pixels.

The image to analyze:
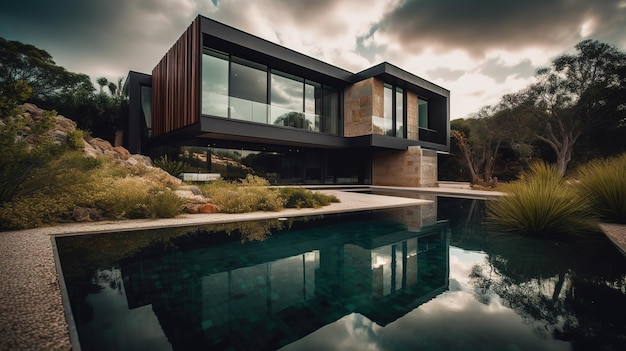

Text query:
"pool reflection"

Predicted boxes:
[[117, 207, 449, 350], [57, 196, 626, 350]]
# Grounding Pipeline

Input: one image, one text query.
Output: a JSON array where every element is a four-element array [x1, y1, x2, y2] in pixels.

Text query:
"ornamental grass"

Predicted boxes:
[[486, 162, 596, 236], [574, 153, 626, 223]]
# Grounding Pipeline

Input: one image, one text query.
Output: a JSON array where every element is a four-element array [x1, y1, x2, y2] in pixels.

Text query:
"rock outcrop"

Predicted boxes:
[[16, 103, 218, 219]]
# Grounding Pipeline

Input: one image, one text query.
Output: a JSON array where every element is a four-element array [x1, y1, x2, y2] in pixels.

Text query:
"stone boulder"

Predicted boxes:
[[72, 207, 101, 222], [174, 189, 209, 214]]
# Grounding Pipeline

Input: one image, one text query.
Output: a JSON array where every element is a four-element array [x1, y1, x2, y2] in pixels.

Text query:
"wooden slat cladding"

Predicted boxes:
[[152, 17, 201, 136]]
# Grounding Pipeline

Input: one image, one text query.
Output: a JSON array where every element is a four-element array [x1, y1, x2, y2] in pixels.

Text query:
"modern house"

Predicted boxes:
[[127, 15, 450, 186]]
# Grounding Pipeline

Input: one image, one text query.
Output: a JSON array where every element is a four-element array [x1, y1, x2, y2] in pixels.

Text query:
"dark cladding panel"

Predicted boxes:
[[152, 17, 201, 136]]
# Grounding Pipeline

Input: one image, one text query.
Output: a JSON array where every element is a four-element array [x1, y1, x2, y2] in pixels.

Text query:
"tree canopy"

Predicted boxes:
[[447, 39, 626, 181]]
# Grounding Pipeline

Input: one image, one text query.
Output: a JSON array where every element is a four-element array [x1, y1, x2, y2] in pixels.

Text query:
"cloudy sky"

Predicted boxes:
[[1, 0, 625, 119]]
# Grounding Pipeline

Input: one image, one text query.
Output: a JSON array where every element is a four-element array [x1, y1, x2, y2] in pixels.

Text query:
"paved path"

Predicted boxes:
[[599, 223, 626, 256]]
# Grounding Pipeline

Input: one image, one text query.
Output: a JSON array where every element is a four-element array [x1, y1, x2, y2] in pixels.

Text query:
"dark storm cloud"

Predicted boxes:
[[379, 0, 625, 57], [0, 0, 196, 79]]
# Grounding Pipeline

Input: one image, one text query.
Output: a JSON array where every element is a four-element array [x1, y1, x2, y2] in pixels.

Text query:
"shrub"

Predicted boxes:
[[574, 153, 626, 223], [486, 162, 596, 236], [199, 175, 282, 213], [153, 155, 186, 177], [66, 129, 84, 149], [150, 188, 183, 218], [279, 187, 340, 209]]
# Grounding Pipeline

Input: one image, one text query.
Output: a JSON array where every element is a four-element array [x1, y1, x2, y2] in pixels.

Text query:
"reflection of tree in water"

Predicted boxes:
[[469, 233, 626, 350], [273, 111, 312, 130]]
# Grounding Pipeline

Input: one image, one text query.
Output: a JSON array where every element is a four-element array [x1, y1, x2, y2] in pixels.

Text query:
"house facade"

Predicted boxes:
[[127, 15, 450, 186]]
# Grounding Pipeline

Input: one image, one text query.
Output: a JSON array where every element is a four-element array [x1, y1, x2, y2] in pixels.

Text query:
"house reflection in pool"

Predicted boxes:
[[120, 204, 450, 350]]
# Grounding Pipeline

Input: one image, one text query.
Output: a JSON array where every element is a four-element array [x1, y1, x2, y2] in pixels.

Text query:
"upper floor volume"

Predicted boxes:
[[128, 15, 449, 153], [127, 15, 449, 187]]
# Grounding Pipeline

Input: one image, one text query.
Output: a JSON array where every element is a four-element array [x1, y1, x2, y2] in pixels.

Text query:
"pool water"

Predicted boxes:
[[55, 197, 626, 351]]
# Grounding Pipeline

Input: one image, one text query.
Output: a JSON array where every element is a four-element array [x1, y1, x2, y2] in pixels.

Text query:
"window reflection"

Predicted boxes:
[[201, 50, 229, 117], [396, 87, 404, 138], [200, 49, 340, 135], [230, 60, 268, 123], [383, 84, 394, 136], [418, 98, 428, 129]]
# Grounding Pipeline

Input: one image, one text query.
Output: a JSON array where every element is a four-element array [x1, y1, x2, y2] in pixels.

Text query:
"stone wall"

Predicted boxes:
[[372, 146, 438, 187], [343, 77, 384, 137]]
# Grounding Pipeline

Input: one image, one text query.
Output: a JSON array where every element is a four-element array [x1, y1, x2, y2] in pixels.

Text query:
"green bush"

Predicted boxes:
[[66, 129, 84, 149], [574, 153, 626, 223], [486, 162, 596, 236], [201, 177, 283, 213], [150, 188, 183, 218], [153, 155, 187, 177], [279, 187, 340, 209]]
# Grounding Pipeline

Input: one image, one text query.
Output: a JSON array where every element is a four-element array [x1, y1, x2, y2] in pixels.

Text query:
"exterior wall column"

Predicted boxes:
[[372, 146, 438, 187]]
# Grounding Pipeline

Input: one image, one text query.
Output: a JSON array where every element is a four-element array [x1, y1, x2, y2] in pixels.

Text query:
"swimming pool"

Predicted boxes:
[[54, 197, 626, 351]]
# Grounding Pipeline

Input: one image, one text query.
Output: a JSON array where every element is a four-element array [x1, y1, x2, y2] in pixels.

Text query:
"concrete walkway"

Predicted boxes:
[[599, 223, 626, 256], [0, 190, 433, 351]]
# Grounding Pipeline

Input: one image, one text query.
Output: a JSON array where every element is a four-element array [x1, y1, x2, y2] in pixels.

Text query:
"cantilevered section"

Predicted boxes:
[[128, 15, 451, 186]]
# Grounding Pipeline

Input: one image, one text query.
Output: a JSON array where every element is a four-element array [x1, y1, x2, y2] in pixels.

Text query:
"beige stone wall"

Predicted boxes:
[[343, 78, 384, 137], [406, 91, 418, 141], [372, 146, 438, 187]]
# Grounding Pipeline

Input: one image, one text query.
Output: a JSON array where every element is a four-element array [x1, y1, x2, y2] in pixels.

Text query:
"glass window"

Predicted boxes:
[[383, 84, 393, 136], [321, 86, 339, 134], [271, 72, 307, 129], [140, 85, 152, 132], [230, 59, 267, 123], [202, 50, 229, 117], [418, 98, 428, 129], [395, 87, 404, 138], [305, 81, 322, 132]]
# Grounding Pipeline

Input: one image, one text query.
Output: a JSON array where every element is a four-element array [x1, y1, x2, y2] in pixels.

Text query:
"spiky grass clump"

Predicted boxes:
[[574, 153, 626, 223], [487, 162, 595, 236]]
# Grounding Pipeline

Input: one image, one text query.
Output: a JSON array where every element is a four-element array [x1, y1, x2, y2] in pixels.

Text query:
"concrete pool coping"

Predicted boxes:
[[9, 187, 625, 350]]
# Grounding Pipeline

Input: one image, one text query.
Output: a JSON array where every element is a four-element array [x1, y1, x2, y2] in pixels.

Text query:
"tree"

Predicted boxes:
[[450, 104, 527, 185], [521, 40, 626, 175], [273, 111, 312, 130], [93, 76, 128, 146]]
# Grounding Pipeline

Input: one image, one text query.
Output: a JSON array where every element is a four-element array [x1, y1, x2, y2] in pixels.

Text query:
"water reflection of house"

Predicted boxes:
[[122, 207, 449, 350]]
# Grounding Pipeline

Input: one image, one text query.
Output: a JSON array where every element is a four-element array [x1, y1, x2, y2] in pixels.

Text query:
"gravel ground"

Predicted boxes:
[[0, 230, 71, 351]]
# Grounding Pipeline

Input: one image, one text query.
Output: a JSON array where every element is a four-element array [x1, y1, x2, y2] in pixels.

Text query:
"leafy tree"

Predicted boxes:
[[450, 105, 529, 185], [0, 36, 94, 106], [518, 40, 626, 175], [273, 111, 312, 130]]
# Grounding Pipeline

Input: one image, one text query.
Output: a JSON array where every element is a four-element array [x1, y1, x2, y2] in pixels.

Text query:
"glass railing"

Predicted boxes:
[[372, 115, 394, 136], [203, 93, 340, 134], [229, 96, 268, 124], [270, 105, 319, 132]]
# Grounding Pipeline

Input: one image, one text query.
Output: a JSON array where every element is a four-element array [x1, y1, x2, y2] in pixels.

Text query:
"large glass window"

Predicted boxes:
[[321, 86, 339, 134], [230, 59, 267, 123], [395, 87, 404, 138], [271, 72, 307, 129], [418, 98, 428, 129], [383, 84, 394, 136], [202, 50, 229, 117], [200, 49, 339, 135], [305, 81, 322, 132]]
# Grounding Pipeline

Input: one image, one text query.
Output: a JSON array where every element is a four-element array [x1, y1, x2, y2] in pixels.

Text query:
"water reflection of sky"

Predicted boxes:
[[279, 247, 570, 351]]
